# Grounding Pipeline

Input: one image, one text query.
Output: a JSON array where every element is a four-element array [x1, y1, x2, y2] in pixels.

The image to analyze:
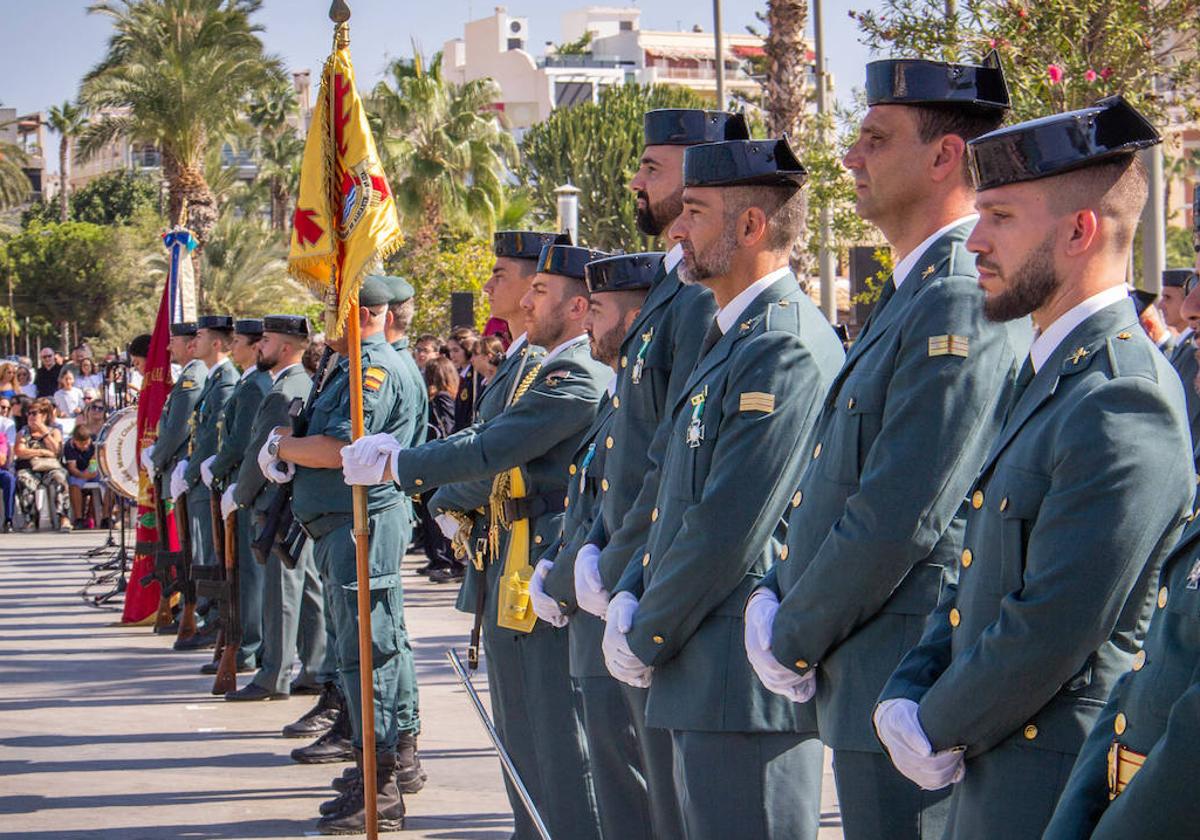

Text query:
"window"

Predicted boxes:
[[619, 20, 633, 31]]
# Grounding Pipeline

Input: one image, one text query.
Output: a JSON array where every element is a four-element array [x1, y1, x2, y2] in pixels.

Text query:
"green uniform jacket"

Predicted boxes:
[[391, 338, 429, 451], [764, 221, 1031, 752], [183, 358, 238, 494], [1168, 335, 1200, 466], [541, 391, 616, 677], [616, 274, 844, 733], [586, 256, 718, 590], [152, 359, 207, 474], [882, 298, 1192, 766], [293, 333, 420, 525], [1044, 508, 1200, 840], [234, 364, 313, 511], [208, 368, 272, 489]]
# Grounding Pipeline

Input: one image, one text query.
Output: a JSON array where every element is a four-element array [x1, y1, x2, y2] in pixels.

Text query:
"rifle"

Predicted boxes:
[[172, 490, 197, 642], [209, 507, 241, 695], [251, 347, 334, 568], [195, 489, 232, 693]]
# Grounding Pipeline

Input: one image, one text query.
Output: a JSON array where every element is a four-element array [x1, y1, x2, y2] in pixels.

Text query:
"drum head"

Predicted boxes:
[[96, 406, 140, 500]]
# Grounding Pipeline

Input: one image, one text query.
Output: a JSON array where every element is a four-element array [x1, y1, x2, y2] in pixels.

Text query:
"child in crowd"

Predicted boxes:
[[63, 424, 99, 529]]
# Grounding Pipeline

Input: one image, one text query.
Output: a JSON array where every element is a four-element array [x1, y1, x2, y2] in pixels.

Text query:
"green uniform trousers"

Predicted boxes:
[[616, 682, 684, 839], [576, 674, 651, 840], [832, 749, 950, 840], [253, 531, 332, 694], [235, 506, 264, 667]]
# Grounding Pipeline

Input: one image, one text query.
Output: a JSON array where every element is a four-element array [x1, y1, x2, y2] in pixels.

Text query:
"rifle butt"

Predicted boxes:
[[211, 646, 237, 696], [152, 597, 174, 632], [177, 602, 198, 642]]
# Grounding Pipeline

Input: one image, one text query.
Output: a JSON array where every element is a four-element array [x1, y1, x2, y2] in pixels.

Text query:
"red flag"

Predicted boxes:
[[120, 279, 180, 623]]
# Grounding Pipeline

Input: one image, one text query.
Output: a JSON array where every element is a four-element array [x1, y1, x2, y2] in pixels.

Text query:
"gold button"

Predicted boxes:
[[971, 490, 983, 509], [651, 507, 659, 522], [601, 479, 609, 492], [1158, 586, 1169, 609], [613, 396, 620, 409], [642, 552, 650, 567], [1000, 497, 1009, 512], [794, 659, 808, 669], [605, 436, 614, 449], [847, 397, 856, 409], [792, 490, 803, 507], [780, 544, 790, 561], [559, 600, 569, 608], [961, 548, 973, 568], [569, 464, 577, 475], [534, 535, 543, 545], [652, 635, 664, 644], [1023, 724, 1038, 740], [1114, 712, 1127, 735], [414, 478, 424, 486], [621, 356, 627, 368], [813, 442, 822, 459], [564, 496, 570, 508], [949, 608, 961, 627], [1132, 650, 1146, 671]]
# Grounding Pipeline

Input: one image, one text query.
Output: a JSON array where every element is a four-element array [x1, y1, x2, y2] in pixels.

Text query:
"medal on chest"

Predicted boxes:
[[1187, 558, 1200, 590], [686, 386, 708, 449], [578, 443, 597, 494], [631, 328, 653, 384]]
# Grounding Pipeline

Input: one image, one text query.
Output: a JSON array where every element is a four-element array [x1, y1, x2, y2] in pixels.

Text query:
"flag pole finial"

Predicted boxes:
[[330, 0, 350, 47]]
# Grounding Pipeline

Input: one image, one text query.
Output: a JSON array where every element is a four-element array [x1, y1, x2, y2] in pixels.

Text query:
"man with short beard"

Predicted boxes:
[[603, 137, 843, 840], [341, 240, 612, 840], [572, 109, 746, 838], [875, 96, 1193, 840], [531, 252, 659, 839]]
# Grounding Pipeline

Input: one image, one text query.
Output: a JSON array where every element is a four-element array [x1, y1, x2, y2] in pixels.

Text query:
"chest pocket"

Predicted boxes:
[[993, 466, 1051, 594], [665, 383, 722, 503], [822, 367, 889, 486], [308, 375, 346, 436], [625, 328, 671, 425]]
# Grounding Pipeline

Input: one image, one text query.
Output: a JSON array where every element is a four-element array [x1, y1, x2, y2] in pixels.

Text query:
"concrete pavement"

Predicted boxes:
[[0, 530, 844, 839]]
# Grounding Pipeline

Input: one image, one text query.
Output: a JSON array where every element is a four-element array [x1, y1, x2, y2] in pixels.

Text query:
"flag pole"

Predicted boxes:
[[328, 2, 378, 837]]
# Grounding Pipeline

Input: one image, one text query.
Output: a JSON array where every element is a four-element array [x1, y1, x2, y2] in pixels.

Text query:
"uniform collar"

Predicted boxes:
[[272, 362, 302, 384], [543, 333, 590, 364], [892, 214, 978, 290], [664, 243, 684, 274], [1029, 284, 1128, 372], [239, 365, 256, 382], [505, 332, 528, 359], [716, 265, 791, 334]]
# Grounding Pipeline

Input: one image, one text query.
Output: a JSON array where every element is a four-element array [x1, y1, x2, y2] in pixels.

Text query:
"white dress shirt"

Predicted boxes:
[[505, 332, 529, 359], [892, 215, 979, 290], [715, 266, 792, 334], [665, 243, 684, 275], [1029, 284, 1129, 373]]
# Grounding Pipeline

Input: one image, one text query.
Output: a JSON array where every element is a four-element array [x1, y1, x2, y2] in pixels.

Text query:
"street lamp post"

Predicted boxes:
[[713, 0, 726, 109], [555, 183, 581, 244], [814, 0, 837, 323]]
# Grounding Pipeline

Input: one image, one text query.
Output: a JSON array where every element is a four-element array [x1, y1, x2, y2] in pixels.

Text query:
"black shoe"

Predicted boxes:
[[100, 518, 112, 530], [225, 683, 286, 702], [428, 565, 465, 584], [292, 711, 354, 764], [199, 660, 219, 675], [289, 678, 322, 696], [317, 750, 405, 834], [173, 623, 219, 651], [3, 520, 12, 533], [283, 682, 342, 738]]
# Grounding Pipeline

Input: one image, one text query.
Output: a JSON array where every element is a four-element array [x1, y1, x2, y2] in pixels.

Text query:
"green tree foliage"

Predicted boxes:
[[519, 84, 709, 251], [195, 215, 312, 316], [388, 238, 494, 336], [22, 170, 160, 228], [0, 140, 31, 210]]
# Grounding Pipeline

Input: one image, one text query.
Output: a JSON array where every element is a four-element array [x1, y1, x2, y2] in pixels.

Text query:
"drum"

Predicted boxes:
[[96, 406, 140, 501]]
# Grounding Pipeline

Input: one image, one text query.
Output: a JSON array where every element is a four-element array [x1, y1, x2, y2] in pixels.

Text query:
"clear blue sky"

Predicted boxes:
[[0, 0, 876, 170]]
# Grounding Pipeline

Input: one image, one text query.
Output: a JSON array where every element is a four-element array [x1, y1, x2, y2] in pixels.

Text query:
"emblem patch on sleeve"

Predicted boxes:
[[543, 369, 571, 387], [928, 335, 969, 358], [363, 366, 387, 392], [739, 392, 776, 413]]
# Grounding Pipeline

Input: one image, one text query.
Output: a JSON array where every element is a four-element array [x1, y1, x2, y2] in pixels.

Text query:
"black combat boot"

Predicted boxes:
[[330, 730, 425, 795], [317, 749, 405, 834], [282, 682, 342, 738], [291, 704, 354, 764]]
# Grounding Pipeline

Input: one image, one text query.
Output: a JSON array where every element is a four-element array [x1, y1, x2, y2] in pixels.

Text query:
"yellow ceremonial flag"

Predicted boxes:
[[288, 37, 403, 337]]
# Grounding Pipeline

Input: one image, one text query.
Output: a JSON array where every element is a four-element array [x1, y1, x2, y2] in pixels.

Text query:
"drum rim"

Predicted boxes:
[[96, 406, 140, 501]]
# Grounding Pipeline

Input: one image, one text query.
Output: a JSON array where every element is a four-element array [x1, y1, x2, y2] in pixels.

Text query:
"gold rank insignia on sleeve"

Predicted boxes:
[[543, 369, 570, 387], [181, 378, 197, 389], [363, 366, 387, 392], [739, 392, 776, 413], [928, 335, 969, 358]]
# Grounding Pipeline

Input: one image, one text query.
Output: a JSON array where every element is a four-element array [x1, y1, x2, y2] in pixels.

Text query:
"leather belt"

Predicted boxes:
[[1107, 741, 1146, 800], [298, 513, 353, 542], [500, 492, 566, 525]]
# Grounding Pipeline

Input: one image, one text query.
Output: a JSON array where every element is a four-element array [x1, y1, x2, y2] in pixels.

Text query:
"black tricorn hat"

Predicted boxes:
[[643, 109, 751, 146], [1163, 269, 1194, 289], [494, 230, 565, 261], [968, 96, 1160, 192], [537, 235, 610, 282], [197, 314, 234, 331], [866, 50, 1010, 111], [170, 322, 197, 337], [1130, 287, 1158, 317], [262, 315, 311, 337], [586, 252, 664, 294], [683, 138, 807, 188], [235, 318, 264, 336]]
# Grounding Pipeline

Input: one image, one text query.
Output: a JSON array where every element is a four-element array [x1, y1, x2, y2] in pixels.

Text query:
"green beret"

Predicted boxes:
[[358, 276, 392, 307], [373, 274, 414, 304]]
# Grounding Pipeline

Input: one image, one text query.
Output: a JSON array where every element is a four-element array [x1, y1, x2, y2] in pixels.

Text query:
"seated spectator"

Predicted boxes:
[[64, 424, 100, 529], [0, 396, 14, 449], [16, 365, 36, 399], [0, 398, 14, 532], [34, 348, 62, 398], [9, 395, 30, 432], [471, 335, 504, 385], [53, 370, 84, 418], [80, 399, 106, 436], [13, 398, 71, 531], [0, 362, 17, 401], [75, 357, 103, 392]]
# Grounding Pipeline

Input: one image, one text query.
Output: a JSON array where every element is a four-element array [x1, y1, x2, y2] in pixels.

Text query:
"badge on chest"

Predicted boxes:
[[1187, 557, 1200, 590], [687, 386, 708, 449], [632, 328, 654, 384]]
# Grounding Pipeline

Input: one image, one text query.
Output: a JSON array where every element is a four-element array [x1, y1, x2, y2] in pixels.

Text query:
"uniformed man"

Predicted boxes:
[[226, 317, 332, 705], [1159, 268, 1192, 341], [531, 251, 660, 840], [139, 321, 206, 642], [341, 241, 611, 840], [172, 315, 238, 650], [263, 279, 423, 833], [573, 108, 745, 839], [603, 137, 844, 840], [1161, 269, 1200, 467], [198, 318, 271, 674], [874, 96, 1193, 840], [744, 54, 1026, 840]]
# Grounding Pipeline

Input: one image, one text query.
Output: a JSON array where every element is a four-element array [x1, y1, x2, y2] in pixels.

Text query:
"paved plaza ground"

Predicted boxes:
[[0, 530, 843, 839]]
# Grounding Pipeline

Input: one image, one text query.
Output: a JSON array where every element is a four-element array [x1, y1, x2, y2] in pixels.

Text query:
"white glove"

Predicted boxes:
[[257, 430, 294, 484], [874, 698, 965, 791], [435, 513, 462, 540], [341, 433, 402, 486], [169, 459, 189, 500], [529, 559, 568, 628], [200, 455, 216, 488], [744, 589, 816, 703], [140, 444, 156, 476], [602, 592, 652, 688], [221, 484, 238, 520], [574, 543, 610, 617]]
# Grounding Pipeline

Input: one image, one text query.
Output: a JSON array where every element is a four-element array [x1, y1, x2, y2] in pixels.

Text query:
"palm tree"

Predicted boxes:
[[369, 55, 518, 251], [0, 140, 31, 209], [764, 1, 810, 140], [247, 77, 302, 230], [46, 101, 88, 222], [199, 214, 312, 315], [76, 0, 284, 273]]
